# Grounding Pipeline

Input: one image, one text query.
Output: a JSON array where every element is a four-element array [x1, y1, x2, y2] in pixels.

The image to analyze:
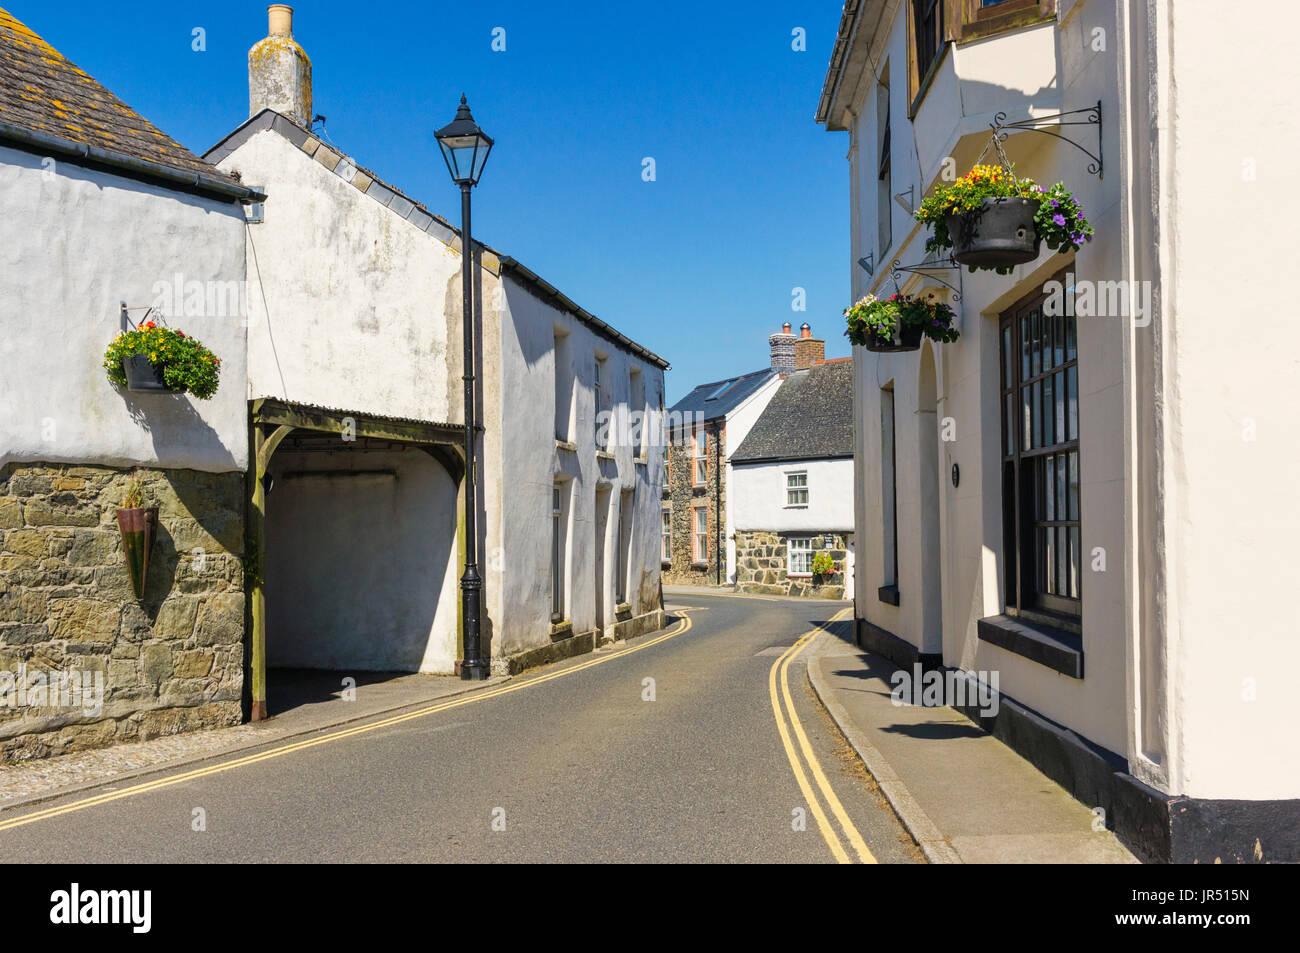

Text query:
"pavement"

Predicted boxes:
[[805, 622, 1137, 863]]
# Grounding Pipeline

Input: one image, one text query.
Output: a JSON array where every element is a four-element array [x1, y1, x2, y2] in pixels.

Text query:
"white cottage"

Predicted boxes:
[[818, 0, 1300, 861], [0, 9, 258, 760], [203, 7, 668, 716], [730, 358, 855, 599]]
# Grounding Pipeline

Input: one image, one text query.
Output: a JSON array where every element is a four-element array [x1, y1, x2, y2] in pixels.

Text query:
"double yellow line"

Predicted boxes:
[[768, 608, 876, 864], [0, 610, 696, 834]]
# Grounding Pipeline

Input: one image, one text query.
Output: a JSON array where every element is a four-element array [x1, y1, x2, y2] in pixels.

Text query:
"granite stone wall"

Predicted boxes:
[[661, 421, 724, 586], [734, 529, 850, 599], [0, 463, 245, 763]]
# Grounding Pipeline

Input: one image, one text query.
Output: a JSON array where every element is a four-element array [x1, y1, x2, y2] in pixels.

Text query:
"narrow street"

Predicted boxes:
[[0, 592, 921, 864]]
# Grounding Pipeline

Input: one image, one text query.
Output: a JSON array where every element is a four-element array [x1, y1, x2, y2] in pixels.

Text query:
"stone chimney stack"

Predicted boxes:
[[249, 5, 312, 129], [794, 324, 825, 370], [769, 323, 797, 372]]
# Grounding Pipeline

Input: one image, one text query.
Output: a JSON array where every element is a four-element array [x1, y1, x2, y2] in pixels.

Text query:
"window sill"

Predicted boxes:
[[661, 559, 672, 568], [690, 561, 708, 569], [555, 439, 577, 453], [957, 6, 1056, 47], [596, 450, 615, 461], [878, 584, 901, 607], [550, 620, 574, 641], [615, 602, 632, 620], [788, 572, 813, 579], [977, 613, 1083, 679], [784, 504, 808, 510]]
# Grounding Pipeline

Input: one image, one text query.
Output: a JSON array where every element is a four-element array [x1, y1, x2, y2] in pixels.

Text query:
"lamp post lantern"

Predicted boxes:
[[436, 95, 494, 680]]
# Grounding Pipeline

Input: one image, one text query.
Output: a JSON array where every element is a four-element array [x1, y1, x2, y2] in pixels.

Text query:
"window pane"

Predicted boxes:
[[1056, 453, 1066, 525], [1022, 385, 1032, 451], [1043, 373, 1054, 446], [1032, 381, 1042, 448], [1002, 326, 1012, 389], [1021, 315, 1030, 380], [1004, 394, 1014, 456], [1030, 310, 1041, 377], [1056, 527, 1068, 597], [1055, 371, 1066, 445], [1038, 526, 1049, 592], [1068, 451, 1079, 521], [1066, 312, 1077, 361], [1068, 526, 1080, 598], [1045, 454, 1056, 522], [1053, 313, 1064, 368], [1067, 365, 1078, 441]]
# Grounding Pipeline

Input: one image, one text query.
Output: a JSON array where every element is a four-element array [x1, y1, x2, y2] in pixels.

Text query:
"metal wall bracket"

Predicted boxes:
[[892, 185, 915, 215], [890, 256, 963, 302], [857, 253, 874, 277], [991, 101, 1103, 178]]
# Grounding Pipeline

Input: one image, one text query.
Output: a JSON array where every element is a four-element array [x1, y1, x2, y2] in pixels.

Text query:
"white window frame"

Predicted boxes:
[[693, 506, 708, 563], [785, 470, 809, 507], [788, 536, 813, 577], [693, 428, 708, 486], [551, 484, 566, 621]]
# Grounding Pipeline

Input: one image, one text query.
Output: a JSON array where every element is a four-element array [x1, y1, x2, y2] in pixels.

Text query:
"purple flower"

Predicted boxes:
[[1050, 199, 1060, 208], [1052, 213, 1067, 226]]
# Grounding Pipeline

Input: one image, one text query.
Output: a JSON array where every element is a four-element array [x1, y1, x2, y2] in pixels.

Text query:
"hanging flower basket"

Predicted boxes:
[[104, 321, 222, 399], [120, 354, 175, 392], [945, 196, 1041, 269], [916, 164, 1094, 274], [844, 293, 959, 353]]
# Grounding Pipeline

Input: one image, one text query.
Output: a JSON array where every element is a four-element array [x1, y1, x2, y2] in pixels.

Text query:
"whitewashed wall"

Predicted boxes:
[[216, 129, 455, 422], [844, 6, 1131, 762], [839, 0, 1300, 799], [495, 275, 665, 656], [265, 447, 459, 672], [732, 458, 855, 533], [0, 146, 249, 471]]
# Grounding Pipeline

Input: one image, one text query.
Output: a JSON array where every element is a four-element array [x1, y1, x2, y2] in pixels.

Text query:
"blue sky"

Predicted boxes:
[[21, 1, 851, 401]]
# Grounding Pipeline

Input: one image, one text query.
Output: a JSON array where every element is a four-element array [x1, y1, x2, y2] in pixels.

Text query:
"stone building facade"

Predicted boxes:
[[733, 530, 849, 599], [0, 465, 244, 762], [661, 420, 726, 585]]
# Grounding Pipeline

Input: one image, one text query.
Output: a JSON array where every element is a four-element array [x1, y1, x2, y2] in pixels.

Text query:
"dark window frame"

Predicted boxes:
[[999, 272, 1081, 621]]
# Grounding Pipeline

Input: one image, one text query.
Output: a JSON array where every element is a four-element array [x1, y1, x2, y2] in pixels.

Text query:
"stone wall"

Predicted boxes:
[[734, 529, 850, 599], [0, 463, 245, 763], [661, 420, 724, 586]]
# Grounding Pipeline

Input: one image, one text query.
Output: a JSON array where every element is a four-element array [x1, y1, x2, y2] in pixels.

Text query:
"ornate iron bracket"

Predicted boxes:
[[890, 256, 963, 302], [991, 100, 1103, 178]]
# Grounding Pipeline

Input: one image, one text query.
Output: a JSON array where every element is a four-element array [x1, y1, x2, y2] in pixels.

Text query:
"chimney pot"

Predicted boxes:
[[800, 323, 812, 339], [782, 322, 791, 334], [268, 4, 293, 35]]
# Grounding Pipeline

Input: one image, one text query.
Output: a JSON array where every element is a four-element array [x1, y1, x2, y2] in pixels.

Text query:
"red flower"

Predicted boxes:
[[142, 321, 156, 329], [175, 331, 185, 339]]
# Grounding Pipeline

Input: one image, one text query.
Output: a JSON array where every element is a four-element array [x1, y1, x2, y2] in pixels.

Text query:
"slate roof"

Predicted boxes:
[[668, 368, 777, 424], [731, 359, 854, 464], [0, 7, 249, 197]]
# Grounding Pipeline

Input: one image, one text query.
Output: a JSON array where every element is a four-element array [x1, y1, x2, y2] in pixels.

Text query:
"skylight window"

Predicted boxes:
[[705, 379, 737, 401]]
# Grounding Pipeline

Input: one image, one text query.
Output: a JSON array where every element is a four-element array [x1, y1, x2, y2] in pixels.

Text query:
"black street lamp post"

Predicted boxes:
[[436, 95, 494, 681]]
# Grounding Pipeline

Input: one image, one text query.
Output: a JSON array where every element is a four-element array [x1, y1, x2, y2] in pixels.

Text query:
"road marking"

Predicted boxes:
[[0, 611, 696, 833], [769, 608, 877, 864]]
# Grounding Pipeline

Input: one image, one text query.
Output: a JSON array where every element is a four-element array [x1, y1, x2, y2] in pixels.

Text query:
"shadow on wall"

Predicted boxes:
[[120, 391, 240, 471], [264, 447, 459, 673]]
